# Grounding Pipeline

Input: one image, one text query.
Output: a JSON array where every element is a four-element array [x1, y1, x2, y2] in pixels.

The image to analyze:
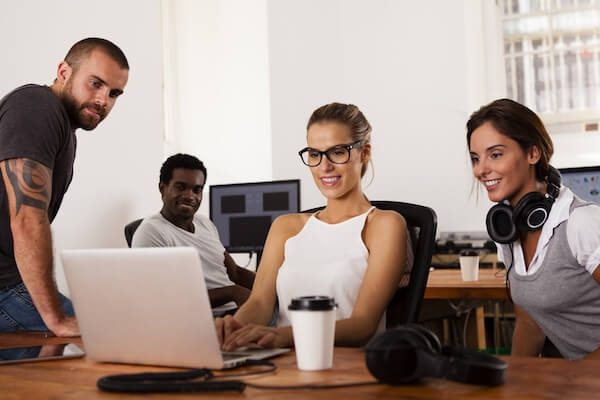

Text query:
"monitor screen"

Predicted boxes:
[[209, 179, 300, 252], [559, 166, 600, 203]]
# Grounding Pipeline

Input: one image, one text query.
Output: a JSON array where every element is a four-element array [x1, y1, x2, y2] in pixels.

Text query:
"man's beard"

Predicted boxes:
[[61, 82, 107, 131]]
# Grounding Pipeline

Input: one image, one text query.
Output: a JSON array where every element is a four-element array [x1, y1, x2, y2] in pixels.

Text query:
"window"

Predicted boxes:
[[498, 0, 600, 133]]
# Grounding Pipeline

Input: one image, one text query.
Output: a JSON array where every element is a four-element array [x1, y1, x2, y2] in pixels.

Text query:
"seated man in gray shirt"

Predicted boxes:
[[132, 153, 254, 316]]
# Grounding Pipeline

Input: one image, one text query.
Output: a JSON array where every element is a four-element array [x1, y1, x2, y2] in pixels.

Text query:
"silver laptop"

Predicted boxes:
[[61, 247, 288, 369]]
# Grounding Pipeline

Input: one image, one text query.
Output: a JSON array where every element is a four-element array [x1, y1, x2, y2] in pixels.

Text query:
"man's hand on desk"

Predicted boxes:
[[37, 343, 66, 357], [209, 286, 251, 308], [45, 315, 80, 337], [229, 285, 251, 307]]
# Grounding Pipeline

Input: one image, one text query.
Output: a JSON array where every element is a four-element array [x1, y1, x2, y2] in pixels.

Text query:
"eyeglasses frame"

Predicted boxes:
[[298, 140, 364, 167]]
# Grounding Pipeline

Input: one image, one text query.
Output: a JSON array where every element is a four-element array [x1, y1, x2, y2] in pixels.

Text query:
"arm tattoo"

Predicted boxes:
[[3, 159, 50, 214]]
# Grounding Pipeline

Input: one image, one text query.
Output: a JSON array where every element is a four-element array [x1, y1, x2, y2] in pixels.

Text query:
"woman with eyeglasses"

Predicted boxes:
[[216, 102, 411, 350], [468, 98, 600, 360]]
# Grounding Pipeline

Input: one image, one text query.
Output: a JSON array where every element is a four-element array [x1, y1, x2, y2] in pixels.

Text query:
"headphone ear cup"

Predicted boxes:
[[486, 203, 517, 244], [513, 192, 550, 232], [365, 325, 441, 385]]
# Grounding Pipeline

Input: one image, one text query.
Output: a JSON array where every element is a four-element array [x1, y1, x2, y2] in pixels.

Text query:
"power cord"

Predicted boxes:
[[97, 359, 380, 393], [245, 381, 379, 390], [244, 251, 253, 269], [504, 242, 514, 303], [447, 299, 474, 347], [461, 307, 472, 348]]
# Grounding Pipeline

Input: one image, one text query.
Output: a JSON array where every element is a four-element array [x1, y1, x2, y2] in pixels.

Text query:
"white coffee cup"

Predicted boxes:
[[288, 296, 337, 371], [459, 250, 480, 281]]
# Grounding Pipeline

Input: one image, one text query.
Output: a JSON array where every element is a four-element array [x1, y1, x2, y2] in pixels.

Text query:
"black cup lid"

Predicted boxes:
[[459, 249, 479, 257], [288, 296, 337, 311]]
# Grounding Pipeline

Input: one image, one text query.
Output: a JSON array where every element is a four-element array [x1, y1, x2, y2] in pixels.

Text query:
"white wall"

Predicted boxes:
[[164, 0, 600, 238], [5, 1, 596, 295], [267, 0, 493, 233], [0, 0, 165, 292], [162, 0, 273, 217]]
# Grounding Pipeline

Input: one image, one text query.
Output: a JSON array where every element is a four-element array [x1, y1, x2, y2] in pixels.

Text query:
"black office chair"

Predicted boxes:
[[124, 218, 144, 247], [303, 201, 437, 328]]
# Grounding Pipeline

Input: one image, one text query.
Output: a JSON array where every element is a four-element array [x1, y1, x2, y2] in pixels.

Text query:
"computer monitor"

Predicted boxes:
[[559, 166, 600, 204], [209, 179, 300, 253]]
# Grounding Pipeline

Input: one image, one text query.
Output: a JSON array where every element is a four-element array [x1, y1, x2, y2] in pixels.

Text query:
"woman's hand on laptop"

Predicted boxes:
[[215, 315, 243, 347], [221, 324, 292, 351]]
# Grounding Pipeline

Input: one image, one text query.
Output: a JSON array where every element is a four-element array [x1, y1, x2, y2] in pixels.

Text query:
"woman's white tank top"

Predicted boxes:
[[275, 206, 388, 332]]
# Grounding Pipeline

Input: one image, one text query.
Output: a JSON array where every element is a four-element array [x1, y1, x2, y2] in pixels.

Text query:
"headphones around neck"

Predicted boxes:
[[365, 324, 506, 386], [486, 166, 561, 244]]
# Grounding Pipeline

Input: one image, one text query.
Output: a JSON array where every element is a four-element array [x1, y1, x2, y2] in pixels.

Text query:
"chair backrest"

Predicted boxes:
[[303, 201, 437, 327], [124, 218, 144, 248]]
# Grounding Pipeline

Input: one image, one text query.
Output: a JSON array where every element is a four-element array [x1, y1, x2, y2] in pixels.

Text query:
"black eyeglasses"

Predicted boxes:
[[298, 141, 363, 167]]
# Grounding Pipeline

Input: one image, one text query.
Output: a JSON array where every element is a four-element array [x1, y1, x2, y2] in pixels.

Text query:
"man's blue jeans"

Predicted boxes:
[[0, 282, 74, 332]]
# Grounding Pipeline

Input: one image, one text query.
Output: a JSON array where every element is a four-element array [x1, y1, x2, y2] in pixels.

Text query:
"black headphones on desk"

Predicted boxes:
[[486, 166, 561, 244], [365, 324, 507, 386]]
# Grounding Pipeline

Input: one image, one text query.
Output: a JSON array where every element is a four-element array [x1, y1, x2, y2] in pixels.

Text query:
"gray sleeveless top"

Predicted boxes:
[[509, 197, 600, 360]]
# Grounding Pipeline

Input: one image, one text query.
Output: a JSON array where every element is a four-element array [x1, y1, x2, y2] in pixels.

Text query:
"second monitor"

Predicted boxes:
[[209, 179, 300, 254]]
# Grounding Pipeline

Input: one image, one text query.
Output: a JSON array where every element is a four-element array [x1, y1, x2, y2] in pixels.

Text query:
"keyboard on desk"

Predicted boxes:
[[222, 347, 290, 362]]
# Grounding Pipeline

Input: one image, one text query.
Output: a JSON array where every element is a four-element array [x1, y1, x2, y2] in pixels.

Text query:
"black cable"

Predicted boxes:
[[504, 242, 514, 303], [461, 307, 473, 348], [245, 381, 379, 390], [97, 368, 247, 393], [98, 378, 246, 393], [97, 359, 379, 393]]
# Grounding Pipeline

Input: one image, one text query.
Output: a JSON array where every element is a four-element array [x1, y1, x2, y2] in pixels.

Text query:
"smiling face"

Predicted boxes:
[[55, 49, 128, 130], [469, 121, 541, 206], [306, 121, 370, 201], [159, 168, 205, 227]]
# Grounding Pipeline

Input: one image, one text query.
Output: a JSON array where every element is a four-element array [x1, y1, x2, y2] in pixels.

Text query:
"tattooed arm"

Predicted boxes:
[[0, 158, 79, 337]]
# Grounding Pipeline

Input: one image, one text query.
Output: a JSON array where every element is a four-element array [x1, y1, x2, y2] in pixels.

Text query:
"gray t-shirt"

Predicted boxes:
[[0, 85, 76, 287], [132, 213, 237, 315]]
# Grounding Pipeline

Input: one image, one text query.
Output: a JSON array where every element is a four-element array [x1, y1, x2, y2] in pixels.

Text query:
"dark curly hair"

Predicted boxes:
[[159, 153, 207, 184]]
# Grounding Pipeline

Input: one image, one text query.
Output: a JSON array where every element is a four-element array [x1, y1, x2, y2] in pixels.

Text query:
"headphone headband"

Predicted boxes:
[[545, 165, 561, 201]]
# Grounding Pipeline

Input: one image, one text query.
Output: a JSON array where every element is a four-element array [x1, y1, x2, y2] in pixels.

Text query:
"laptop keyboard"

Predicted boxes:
[[222, 351, 252, 361]]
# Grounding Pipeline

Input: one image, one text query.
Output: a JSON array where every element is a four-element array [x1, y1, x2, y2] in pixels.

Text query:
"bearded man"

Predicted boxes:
[[0, 38, 129, 336]]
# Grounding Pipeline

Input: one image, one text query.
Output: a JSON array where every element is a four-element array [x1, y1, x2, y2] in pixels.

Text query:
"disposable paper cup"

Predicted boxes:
[[288, 296, 337, 371], [459, 255, 480, 281]]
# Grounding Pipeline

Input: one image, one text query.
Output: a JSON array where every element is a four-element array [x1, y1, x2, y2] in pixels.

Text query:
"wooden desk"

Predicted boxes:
[[425, 268, 507, 301], [0, 335, 598, 399], [425, 268, 508, 349]]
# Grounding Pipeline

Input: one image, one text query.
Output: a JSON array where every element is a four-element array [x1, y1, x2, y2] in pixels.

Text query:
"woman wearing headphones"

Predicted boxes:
[[215, 102, 411, 350], [467, 98, 600, 360]]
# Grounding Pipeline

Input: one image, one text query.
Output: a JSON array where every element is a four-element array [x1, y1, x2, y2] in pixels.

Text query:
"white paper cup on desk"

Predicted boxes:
[[288, 296, 337, 371], [459, 250, 480, 281]]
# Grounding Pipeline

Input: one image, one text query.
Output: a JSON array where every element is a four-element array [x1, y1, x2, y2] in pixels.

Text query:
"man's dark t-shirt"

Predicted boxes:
[[0, 84, 76, 287]]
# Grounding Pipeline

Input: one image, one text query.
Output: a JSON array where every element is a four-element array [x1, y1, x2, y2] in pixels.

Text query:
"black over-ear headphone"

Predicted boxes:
[[486, 165, 561, 244], [365, 324, 507, 386]]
